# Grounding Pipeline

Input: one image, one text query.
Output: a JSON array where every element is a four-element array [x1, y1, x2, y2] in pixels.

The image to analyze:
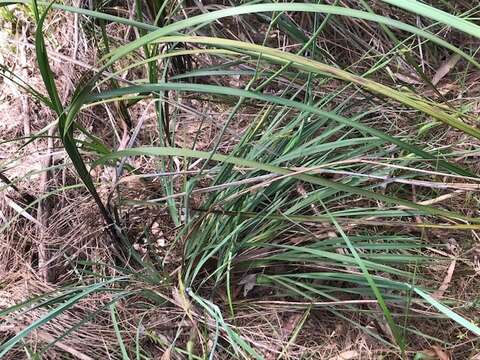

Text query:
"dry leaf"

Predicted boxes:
[[432, 259, 456, 299], [161, 347, 172, 360], [395, 72, 422, 84], [446, 238, 459, 254], [266, 312, 305, 360], [172, 287, 191, 314], [432, 54, 461, 85], [421, 346, 451, 360], [330, 350, 360, 360], [239, 274, 257, 297], [281, 312, 303, 339], [432, 345, 451, 360], [5, 197, 44, 228]]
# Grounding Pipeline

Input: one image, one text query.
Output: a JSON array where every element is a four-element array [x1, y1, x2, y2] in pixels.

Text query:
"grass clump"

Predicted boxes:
[[1, 0, 480, 358]]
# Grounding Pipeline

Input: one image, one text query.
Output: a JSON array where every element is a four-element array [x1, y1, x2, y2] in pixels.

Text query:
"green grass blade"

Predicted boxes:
[[144, 36, 480, 141], [0, 278, 125, 357], [110, 303, 131, 360], [0, 0, 157, 30], [412, 287, 480, 336], [89, 82, 473, 177], [381, 0, 480, 39], [95, 146, 477, 223], [319, 201, 404, 351], [100, 3, 479, 69]]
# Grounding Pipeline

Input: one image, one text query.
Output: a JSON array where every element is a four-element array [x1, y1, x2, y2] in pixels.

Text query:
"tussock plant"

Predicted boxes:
[[1, 0, 480, 358]]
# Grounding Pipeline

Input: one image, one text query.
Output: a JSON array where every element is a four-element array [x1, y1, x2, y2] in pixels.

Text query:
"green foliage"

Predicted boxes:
[[1, 0, 479, 358]]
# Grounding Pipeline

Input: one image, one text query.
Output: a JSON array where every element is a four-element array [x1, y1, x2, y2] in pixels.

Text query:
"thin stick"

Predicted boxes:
[[37, 125, 57, 281]]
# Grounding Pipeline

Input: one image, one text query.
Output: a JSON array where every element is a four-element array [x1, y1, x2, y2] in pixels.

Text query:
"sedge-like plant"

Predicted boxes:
[[1, 0, 480, 358]]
